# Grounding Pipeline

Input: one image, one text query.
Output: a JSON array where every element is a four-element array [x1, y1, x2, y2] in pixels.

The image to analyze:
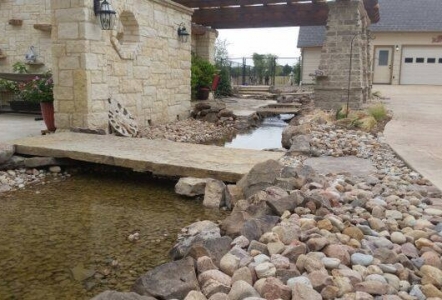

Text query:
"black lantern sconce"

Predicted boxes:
[[177, 23, 190, 43], [395, 45, 400, 52], [94, 0, 116, 30]]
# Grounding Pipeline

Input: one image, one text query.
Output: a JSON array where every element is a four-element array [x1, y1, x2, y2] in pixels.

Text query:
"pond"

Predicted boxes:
[[225, 115, 291, 150], [0, 170, 226, 300]]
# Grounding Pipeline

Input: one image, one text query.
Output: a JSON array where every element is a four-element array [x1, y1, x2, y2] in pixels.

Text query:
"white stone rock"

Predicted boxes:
[[390, 232, 406, 244], [203, 179, 226, 208], [254, 262, 276, 279], [175, 177, 209, 197], [220, 253, 240, 276]]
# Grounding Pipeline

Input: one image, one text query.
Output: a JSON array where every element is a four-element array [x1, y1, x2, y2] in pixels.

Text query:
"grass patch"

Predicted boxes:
[[366, 103, 387, 121]]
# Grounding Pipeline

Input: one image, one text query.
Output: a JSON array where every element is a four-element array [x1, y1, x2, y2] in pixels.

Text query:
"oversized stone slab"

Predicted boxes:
[[304, 156, 376, 179], [12, 132, 283, 182]]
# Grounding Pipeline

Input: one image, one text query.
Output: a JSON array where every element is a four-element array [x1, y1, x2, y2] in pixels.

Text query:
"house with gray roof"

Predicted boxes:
[[298, 0, 442, 85]]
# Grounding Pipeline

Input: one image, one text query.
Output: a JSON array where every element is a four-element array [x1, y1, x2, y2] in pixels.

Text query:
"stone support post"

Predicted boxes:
[[314, 0, 372, 110], [192, 28, 218, 64]]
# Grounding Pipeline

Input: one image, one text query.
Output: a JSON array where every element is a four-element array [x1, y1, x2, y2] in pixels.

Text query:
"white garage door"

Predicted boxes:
[[401, 46, 442, 85]]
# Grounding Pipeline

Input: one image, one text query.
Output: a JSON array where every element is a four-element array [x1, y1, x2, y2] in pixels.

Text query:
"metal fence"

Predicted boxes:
[[218, 57, 301, 87]]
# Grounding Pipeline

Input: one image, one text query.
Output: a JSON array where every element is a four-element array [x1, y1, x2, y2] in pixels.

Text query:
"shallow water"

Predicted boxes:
[[0, 172, 226, 300], [225, 115, 291, 150]]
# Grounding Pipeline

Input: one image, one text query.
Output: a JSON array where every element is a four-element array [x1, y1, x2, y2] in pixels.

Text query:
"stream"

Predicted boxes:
[[0, 171, 226, 300]]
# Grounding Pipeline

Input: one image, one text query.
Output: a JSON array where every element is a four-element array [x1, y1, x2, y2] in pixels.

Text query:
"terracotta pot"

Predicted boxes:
[[197, 87, 210, 100], [40, 102, 56, 132]]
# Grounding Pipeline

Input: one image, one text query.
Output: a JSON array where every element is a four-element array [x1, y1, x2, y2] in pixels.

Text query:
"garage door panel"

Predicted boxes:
[[401, 46, 442, 85]]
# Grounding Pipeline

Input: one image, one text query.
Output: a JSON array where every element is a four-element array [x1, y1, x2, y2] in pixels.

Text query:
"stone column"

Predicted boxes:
[[51, 0, 108, 131], [314, 0, 371, 110], [193, 28, 218, 64]]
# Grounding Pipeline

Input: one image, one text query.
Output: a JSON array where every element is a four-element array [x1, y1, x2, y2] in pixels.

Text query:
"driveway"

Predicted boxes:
[[375, 85, 442, 191], [0, 113, 45, 143]]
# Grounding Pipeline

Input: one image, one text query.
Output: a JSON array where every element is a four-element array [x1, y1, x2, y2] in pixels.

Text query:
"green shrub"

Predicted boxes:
[[215, 66, 232, 97], [367, 103, 387, 121], [191, 55, 217, 98]]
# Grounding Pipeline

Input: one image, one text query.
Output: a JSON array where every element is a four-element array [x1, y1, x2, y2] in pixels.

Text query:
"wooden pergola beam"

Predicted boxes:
[[173, 0, 380, 28]]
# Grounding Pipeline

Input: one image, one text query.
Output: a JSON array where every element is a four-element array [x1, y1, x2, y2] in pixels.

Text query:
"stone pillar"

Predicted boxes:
[[314, 0, 371, 110], [192, 28, 218, 64], [51, 0, 109, 131]]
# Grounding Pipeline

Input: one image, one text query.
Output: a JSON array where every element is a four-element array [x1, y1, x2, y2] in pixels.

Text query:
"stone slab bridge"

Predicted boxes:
[[177, 0, 380, 109], [12, 132, 283, 182]]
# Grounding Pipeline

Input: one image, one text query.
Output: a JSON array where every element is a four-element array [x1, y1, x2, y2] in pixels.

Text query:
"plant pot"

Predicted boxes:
[[40, 102, 56, 132], [8, 100, 41, 112], [197, 87, 210, 100]]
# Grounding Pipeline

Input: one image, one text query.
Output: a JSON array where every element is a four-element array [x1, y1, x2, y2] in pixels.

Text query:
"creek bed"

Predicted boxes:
[[225, 115, 291, 150], [0, 171, 226, 300]]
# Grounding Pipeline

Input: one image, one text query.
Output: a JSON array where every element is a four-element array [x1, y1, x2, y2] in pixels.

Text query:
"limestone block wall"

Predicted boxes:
[[0, 0, 52, 73], [315, 0, 371, 110], [52, 0, 193, 131]]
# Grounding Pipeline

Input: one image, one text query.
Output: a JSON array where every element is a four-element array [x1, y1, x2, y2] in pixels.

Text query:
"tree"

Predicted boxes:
[[214, 38, 232, 96], [282, 64, 293, 76], [252, 53, 277, 84], [214, 39, 229, 67]]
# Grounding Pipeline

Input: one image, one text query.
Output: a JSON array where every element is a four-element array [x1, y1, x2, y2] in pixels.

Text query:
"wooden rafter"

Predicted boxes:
[[173, 0, 379, 29]]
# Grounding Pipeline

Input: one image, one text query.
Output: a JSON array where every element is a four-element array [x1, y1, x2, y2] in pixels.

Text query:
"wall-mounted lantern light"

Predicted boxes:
[[395, 45, 400, 51], [177, 23, 190, 43], [94, 0, 116, 30]]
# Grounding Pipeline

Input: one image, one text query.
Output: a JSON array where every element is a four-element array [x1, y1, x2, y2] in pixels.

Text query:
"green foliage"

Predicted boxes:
[[335, 105, 348, 120], [12, 62, 28, 74], [215, 66, 232, 97], [191, 55, 217, 98], [18, 71, 53, 103], [293, 61, 301, 85], [366, 103, 387, 121], [282, 64, 293, 76], [0, 62, 29, 93], [371, 90, 382, 99]]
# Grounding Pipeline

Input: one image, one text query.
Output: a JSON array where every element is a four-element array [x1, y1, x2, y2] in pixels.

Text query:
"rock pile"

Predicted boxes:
[[94, 158, 442, 300], [139, 119, 237, 144], [0, 143, 69, 193]]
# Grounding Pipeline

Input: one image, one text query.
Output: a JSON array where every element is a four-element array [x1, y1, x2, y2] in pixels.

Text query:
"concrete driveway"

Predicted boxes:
[[375, 85, 442, 191], [0, 113, 45, 143]]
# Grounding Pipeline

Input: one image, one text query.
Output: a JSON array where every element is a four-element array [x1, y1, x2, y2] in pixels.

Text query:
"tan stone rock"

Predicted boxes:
[[421, 284, 442, 298], [342, 226, 364, 241], [291, 283, 322, 300], [420, 265, 442, 288], [354, 281, 390, 295]]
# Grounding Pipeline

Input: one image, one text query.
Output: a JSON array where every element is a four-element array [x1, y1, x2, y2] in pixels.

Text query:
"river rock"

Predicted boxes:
[[132, 257, 199, 299], [281, 124, 312, 149], [421, 284, 442, 298], [421, 251, 442, 269], [259, 277, 291, 300], [390, 232, 406, 244], [209, 293, 228, 300], [220, 253, 240, 276], [185, 291, 209, 300], [255, 262, 276, 278], [291, 282, 322, 300], [266, 191, 305, 216], [351, 253, 373, 266], [323, 245, 351, 266], [286, 135, 311, 156], [237, 160, 283, 199], [203, 179, 226, 208], [354, 281, 390, 295], [420, 265, 442, 288], [231, 267, 253, 285], [92, 291, 156, 300], [175, 177, 209, 197], [197, 256, 218, 274], [228, 280, 260, 300]]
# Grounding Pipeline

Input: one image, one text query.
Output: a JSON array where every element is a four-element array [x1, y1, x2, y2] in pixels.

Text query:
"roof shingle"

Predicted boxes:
[[297, 0, 442, 48]]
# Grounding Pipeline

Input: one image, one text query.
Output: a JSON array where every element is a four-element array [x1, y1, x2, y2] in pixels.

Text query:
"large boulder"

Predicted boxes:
[[175, 177, 209, 197], [203, 179, 226, 208], [132, 257, 199, 299], [266, 190, 305, 216], [0, 143, 14, 165], [237, 160, 284, 199], [286, 135, 311, 156], [281, 124, 312, 149]]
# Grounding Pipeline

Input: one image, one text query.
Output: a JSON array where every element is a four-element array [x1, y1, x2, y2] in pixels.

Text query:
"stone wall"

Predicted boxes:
[[315, 0, 371, 110], [51, 0, 193, 131], [0, 0, 52, 73]]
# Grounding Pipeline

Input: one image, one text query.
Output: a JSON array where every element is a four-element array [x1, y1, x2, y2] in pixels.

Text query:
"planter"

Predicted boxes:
[[8, 100, 41, 113], [197, 87, 210, 100], [40, 102, 56, 132]]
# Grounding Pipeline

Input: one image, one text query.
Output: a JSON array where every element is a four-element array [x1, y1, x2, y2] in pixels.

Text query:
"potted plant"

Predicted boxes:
[[18, 71, 55, 131], [191, 55, 217, 100], [0, 79, 19, 109]]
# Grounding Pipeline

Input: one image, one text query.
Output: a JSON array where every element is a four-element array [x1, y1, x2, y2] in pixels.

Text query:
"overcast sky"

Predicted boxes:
[[217, 27, 301, 60]]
